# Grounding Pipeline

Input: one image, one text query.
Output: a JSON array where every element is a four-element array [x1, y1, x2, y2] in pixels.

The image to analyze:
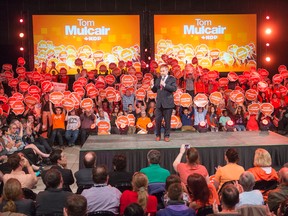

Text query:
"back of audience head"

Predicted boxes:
[[83, 152, 96, 168], [186, 147, 200, 165], [44, 168, 63, 189], [239, 171, 255, 192], [112, 154, 127, 171], [64, 194, 87, 216], [279, 167, 288, 184], [7, 153, 21, 171], [2, 178, 23, 213], [132, 172, 148, 210], [187, 173, 209, 205], [168, 183, 183, 201], [253, 148, 272, 167], [165, 174, 181, 191], [92, 165, 108, 184], [221, 184, 239, 210], [123, 203, 145, 216], [147, 150, 161, 164], [225, 148, 239, 163]]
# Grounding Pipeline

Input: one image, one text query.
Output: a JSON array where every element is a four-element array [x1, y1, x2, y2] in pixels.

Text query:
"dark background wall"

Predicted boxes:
[[0, 0, 287, 74]]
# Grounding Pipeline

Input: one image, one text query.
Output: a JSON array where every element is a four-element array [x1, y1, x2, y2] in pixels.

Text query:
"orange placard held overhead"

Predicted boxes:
[[260, 103, 274, 116], [245, 89, 258, 101], [11, 101, 25, 115], [180, 93, 192, 107], [33, 15, 140, 75], [135, 88, 146, 101], [80, 98, 93, 111], [62, 98, 75, 111], [194, 93, 208, 107], [248, 103, 260, 115], [209, 91, 223, 105], [50, 92, 64, 104], [105, 90, 116, 102]]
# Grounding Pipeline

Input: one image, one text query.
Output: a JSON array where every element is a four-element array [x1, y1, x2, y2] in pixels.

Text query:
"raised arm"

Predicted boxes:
[[173, 144, 186, 172]]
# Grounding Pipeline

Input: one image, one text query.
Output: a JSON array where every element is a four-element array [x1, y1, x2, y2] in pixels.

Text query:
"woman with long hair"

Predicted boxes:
[[233, 105, 246, 131], [0, 178, 35, 215], [120, 172, 157, 216], [187, 173, 219, 210], [206, 105, 219, 132]]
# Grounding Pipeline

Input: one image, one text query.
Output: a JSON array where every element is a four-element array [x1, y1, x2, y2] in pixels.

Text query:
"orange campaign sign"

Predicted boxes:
[[154, 14, 257, 72], [260, 103, 274, 116], [227, 72, 238, 82], [278, 65, 287, 73], [248, 103, 260, 115], [8, 97, 17, 106], [50, 92, 64, 104], [12, 93, 24, 101], [61, 98, 75, 111], [234, 92, 245, 105], [97, 121, 110, 135], [19, 81, 30, 92], [105, 90, 117, 102], [28, 85, 41, 95], [24, 96, 39, 107], [180, 93, 192, 107], [4, 71, 13, 81], [147, 90, 157, 99], [99, 89, 107, 100], [69, 92, 81, 107], [8, 78, 18, 88], [116, 116, 129, 128], [207, 70, 218, 80], [33, 15, 140, 75], [224, 89, 232, 98], [74, 87, 85, 98], [11, 101, 25, 115], [257, 81, 268, 92], [2, 64, 12, 71], [0, 96, 8, 104], [95, 81, 106, 89], [194, 93, 208, 107], [80, 98, 93, 111], [173, 92, 182, 106], [105, 74, 116, 85], [121, 75, 134, 88], [209, 91, 223, 105], [32, 71, 42, 82], [229, 90, 241, 102], [127, 114, 135, 126], [135, 88, 146, 101], [170, 115, 181, 129], [280, 70, 288, 79], [272, 74, 283, 84], [219, 78, 229, 87], [87, 87, 99, 99], [77, 77, 87, 86], [85, 83, 95, 91], [245, 89, 258, 101], [41, 81, 53, 93], [279, 86, 287, 96], [63, 91, 71, 99]]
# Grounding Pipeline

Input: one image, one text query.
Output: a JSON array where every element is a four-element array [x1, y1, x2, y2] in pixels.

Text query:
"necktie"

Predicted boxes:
[[160, 76, 165, 90]]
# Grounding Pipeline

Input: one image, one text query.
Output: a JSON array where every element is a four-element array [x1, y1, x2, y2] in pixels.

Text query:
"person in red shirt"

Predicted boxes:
[[120, 172, 157, 216], [271, 93, 281, 115], [194, 77, 206, 94]]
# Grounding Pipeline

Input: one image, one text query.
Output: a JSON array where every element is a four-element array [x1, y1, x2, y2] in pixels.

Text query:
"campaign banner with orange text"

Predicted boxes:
[[33, 15, 140, 74], [154, 14, 257, 72]]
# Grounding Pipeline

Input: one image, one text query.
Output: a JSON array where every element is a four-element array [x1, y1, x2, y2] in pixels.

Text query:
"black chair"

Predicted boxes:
[[76, 184, 93, 194], [218, 180, 236, 196], [87, 211, 115, 216], [196, 205, 214, 216], [253, 180, 278, 193], [114, 182, 132, 193]]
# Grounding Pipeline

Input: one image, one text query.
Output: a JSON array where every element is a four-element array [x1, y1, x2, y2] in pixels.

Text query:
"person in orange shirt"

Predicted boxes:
[[49, 102, 66, 148], [247, 148, 278, 182], [136, 111, 151, 134]]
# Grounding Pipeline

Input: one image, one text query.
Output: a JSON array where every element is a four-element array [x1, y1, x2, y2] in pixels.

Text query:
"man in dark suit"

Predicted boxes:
[[151, 64, 177, 142], [41, 149, 75, 192]]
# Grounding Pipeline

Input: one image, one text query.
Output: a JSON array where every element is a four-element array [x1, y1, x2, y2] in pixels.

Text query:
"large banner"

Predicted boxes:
[[33, 15, 140, 74], [154, 14, 257, 72]]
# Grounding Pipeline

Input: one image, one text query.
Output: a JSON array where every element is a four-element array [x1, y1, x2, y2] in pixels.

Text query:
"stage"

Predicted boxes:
[[80, 131, 288, 175]]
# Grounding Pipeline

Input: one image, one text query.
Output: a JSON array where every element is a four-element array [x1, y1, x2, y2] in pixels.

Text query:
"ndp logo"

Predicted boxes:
[[184, 18, 227, 35]]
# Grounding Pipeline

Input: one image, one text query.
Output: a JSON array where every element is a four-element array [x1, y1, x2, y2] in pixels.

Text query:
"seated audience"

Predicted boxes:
[[214, 148, 245, 191], [173, 144, 209, 185], [108, 154, 133, 186], [140, 150, 170, 183], [212, 184, 241, 215], [41, 149, 74, 192], [268, 167, 288, 213], [219, 110, 234, 131], [233, 105, 246, 131], [36, 169, 73, 215], [74, 151, 96, 188], [65, 109, 81, 147], [206, 105, 219, 132], [0, 178, 35, 216], [156, 183, 196, 216], [180, 106, 195, 132], [3, 153, 38, 189], [120, 172, 157, 215], [187, 173, 219, 210], [81, 165, 122, 214], [237, 171, 264, 207], [136, 111, 151, 134], [64, 194, 87, 216], [247, 148, 278, 182]]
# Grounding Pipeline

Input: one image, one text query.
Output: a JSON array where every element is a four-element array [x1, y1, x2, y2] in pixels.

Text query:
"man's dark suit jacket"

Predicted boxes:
[[41, 165, 75, 192], [74, 168, 94, 186], [151, 75, 177, 109]]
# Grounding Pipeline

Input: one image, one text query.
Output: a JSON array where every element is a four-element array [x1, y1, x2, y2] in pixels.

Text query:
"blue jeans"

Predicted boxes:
[[235, 124, 246, 131], [65, 130, 79, 145], [50, 129, 65, 146]]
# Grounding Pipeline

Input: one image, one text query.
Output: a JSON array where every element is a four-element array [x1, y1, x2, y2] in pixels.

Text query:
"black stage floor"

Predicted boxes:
[[80, 131, 288, 175]]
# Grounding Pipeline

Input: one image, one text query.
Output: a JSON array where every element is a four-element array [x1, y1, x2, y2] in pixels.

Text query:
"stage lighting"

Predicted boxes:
[[266, 43, 270, 47], [148, 56, 151, 60], [265, 56, 271, 62], [265, 28, 272, 34], [144, 48, 148, 52], [19, 18, 24, 23], [266, 16, 270, 20], [19, 33, 24, 38], [19, 47, 24, 51]]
